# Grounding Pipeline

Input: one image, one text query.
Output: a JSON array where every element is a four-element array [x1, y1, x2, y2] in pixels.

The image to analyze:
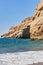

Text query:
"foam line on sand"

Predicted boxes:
[[0, 51, 43, 65]]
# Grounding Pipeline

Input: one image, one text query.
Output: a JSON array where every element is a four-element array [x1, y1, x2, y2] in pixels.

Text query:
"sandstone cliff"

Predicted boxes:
[[1, 17, 32, 38], [30, 0, 43, 40], [1, 0, 43, 40]]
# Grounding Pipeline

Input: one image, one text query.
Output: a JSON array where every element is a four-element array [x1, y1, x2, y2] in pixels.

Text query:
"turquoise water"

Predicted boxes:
[[0, 38, 43, 53]]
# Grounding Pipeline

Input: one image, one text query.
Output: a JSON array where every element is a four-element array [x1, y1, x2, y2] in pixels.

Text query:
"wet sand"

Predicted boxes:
[[28, 63, 43, 65]]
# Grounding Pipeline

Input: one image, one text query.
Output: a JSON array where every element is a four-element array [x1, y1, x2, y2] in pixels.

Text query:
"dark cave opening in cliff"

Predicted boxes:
[[22, 26, 30, 38]]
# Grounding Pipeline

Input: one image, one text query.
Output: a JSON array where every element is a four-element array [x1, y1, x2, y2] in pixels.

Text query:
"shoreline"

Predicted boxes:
[[0, 51, 43, 65], [28, 63, 43, 65]]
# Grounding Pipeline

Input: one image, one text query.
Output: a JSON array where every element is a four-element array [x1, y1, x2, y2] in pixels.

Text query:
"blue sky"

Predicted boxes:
[[0, 0, 40, 35]]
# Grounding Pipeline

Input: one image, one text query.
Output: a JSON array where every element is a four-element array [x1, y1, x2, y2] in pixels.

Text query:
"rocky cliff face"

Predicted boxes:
[[30, 0, 43, 40], [1, 17, 32, 38], [1, 0, 43, 40]]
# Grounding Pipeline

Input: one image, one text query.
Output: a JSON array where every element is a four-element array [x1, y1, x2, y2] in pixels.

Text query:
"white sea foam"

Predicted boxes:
[[0, 51, 43, 65]]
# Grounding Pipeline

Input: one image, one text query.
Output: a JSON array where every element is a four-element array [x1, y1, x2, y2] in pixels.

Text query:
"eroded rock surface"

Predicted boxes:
[[1, 17, 32, 38], [30, 0, 43, 40]]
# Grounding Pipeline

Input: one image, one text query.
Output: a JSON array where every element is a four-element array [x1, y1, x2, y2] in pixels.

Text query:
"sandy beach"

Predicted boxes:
[[28, 63, 43, 65]]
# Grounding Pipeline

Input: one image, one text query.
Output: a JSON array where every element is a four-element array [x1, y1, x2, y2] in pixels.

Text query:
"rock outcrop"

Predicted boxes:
[[1, 17, 32, 38], [1, 0, 43, 40], [30, 0, 43, 40]]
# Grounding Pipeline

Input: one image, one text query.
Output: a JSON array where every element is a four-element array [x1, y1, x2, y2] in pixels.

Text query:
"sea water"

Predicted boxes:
[[0, 38, 43, 65]]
